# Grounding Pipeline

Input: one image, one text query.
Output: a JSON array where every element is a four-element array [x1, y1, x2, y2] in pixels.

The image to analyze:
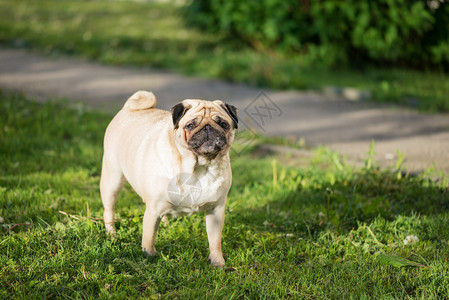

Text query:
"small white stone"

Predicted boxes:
[[404, 235, 419, 245]]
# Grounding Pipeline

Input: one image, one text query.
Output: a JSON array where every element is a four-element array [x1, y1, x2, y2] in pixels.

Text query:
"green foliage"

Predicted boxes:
[[1, 92, 449, 298], [186, 0, 449, 69]]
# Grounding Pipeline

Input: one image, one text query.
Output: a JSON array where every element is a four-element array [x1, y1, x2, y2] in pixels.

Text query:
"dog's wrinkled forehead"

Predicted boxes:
[[171, 99, 238, 129], [181, 99, 227, 118]]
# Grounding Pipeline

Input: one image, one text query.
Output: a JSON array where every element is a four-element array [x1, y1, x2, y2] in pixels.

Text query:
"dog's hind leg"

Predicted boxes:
[[100, 157, 125, 235], [142, 203, 162, 256]]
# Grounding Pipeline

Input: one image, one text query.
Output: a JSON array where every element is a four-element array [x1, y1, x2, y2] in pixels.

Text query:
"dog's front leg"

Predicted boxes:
[[142, 206, 161, 256], [206, 204, 226, 267]]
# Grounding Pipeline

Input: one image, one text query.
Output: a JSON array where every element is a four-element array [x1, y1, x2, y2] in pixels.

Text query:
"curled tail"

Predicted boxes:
[[123, 90, 157, 111]]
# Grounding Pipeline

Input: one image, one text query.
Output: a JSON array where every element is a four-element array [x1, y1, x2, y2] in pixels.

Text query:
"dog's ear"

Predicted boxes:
[[171, 103, 190, 129], [221, 103, 238, 129]]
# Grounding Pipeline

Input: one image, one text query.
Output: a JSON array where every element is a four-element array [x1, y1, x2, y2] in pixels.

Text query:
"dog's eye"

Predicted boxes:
[[219, 121, 229, 130], [185, 123, 195, 130]]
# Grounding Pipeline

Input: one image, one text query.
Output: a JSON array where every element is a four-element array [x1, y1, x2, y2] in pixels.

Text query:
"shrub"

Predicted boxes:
[[185, 0, 449, 69]]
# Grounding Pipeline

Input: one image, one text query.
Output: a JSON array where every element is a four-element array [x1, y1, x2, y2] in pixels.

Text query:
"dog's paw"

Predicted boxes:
[[105, 223, 117, 236], [142, 247, 157, 256], [208, 253, 225, 268]]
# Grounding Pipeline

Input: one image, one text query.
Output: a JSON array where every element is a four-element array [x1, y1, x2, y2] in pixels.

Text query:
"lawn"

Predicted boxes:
[[1, 92, 449, 298], [0, 0, 449, 112]]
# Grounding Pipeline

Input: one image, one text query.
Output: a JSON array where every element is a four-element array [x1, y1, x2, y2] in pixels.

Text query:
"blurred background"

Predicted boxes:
[[0, 0, 448, 112]]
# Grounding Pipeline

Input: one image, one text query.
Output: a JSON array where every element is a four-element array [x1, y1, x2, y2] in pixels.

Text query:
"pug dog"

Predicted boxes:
[[100, 91, 238, 267]]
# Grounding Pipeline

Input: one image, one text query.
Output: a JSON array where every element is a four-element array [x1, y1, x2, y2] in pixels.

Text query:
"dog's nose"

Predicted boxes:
[[204, 124, 213, 133]]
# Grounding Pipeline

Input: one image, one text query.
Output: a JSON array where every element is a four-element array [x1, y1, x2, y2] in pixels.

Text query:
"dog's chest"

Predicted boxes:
[[165, 170, 225, 216]]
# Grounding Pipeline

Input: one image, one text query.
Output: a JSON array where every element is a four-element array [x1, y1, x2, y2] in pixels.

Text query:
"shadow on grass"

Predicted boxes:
[[227, 155, 449, 239]]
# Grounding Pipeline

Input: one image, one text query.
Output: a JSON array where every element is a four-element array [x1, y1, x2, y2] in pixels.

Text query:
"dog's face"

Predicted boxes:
[[171, 99, 238, 159]]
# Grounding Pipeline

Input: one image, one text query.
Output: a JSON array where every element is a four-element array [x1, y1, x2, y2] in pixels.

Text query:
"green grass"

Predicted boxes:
[[1, 92, 449, 298], [1, 0, 449, 112]]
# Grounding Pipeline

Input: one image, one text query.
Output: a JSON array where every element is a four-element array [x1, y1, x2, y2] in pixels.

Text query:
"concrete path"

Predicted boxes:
[[1, 48, 449, 174]]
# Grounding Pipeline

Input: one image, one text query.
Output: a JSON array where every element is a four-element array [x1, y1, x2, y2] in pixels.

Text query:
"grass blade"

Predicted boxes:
[[376, 254, 429, 268]]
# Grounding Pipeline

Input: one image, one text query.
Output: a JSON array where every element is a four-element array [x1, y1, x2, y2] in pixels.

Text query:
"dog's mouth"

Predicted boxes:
[[187, 125, 227, 159]]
